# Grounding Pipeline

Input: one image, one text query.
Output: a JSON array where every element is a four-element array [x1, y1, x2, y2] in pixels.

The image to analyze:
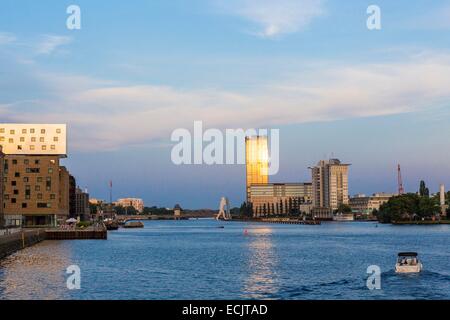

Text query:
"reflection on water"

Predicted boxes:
[[242, 227, 279, 299], [0, 241, 70, 300]]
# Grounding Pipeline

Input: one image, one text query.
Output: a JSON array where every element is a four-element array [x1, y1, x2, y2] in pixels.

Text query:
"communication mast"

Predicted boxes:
[[397, 164, 405, 195]]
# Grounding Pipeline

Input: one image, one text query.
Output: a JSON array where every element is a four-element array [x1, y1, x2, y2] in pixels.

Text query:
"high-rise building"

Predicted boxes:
[[0, 146, 4, 228], [0, 124, 69, 227], [249, 183, 313, 216], [245, 136, 269, 202], [116, 198, 144, 214], [310, 159, 350, 217]]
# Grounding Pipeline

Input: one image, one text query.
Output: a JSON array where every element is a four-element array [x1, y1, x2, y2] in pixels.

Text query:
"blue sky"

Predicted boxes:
[[1, 0, 450, 208]]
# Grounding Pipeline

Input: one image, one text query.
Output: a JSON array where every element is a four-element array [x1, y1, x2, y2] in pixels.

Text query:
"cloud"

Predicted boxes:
[[217, 0, 324, 37], [0, 32, 16, 45], [35, 35, 71, 55], [2, 52, 450, 152]]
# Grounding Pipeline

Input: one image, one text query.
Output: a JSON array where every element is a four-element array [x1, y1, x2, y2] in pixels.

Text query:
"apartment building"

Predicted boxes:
[[310, 159, 350, 219], [116, 198, 144, 214], [0, 124, 69, 227], [249, 183, 312, 216]]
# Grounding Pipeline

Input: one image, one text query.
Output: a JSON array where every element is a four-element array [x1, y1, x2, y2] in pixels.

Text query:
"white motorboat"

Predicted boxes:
[[395, 252, 423, 273]]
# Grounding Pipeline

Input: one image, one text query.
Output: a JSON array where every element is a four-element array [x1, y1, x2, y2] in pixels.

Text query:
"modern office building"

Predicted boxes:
[[249, 183, 312, 216], [116, 198, 144, 214], [0, 146, 4, 227], [310, 159, 350, 218], [0, 124, 69, 227], [245, 136, 269, 202], [349, 193, 394, 217]]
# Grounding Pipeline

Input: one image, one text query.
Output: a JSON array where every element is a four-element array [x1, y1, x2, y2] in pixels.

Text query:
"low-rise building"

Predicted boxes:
[[0, 146, 4, 227], [249, 183, 312, 217], [75, 187, 90, 221], [349, 193, 395, 217], [116, 198, 144, 214]]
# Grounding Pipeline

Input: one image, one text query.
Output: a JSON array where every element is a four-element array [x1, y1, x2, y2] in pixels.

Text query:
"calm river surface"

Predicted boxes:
[[0, 219, 449, 300]]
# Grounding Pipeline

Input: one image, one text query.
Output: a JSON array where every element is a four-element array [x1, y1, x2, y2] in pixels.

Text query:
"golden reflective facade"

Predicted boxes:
[[245, 136, 269, 202]]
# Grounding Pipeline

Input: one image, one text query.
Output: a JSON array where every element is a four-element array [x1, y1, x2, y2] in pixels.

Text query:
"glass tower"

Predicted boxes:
[[245, 136, 269, 202]]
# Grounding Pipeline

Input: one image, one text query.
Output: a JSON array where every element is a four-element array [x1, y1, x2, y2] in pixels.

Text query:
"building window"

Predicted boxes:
[[30, 129, 35, 134], [11, 198, 16, 204], [22, 129, 27, 134], [10, 130, 15, 135], [17, 145, 22, 150], [8, 138, 13, 143], [20, 137, 25, 142], [30, 145, 35, 151], [41, 129, 46, 134], [11, 181, 16, 186], [42, 145, 47, 151], [37, 194, 43, 200], [50, 159, 56, 164], [53, 137, 59, 142], [22, 203, 27, 208], [0, 137, 4, 142], [14, 172, 20, 177], [50, 194, 56, 200], [35, 160, 40, 165], [35, 185, 40, 191], [12, 159, 17, 165], [37, 203, 47, 208], [0, 128, 4, 133], [13, 190, 19, 195], [31, 137, 36, 142], [37, 177, 43, 183], [50, 145, 56, 150], [48, 168, 53, 174], [56, 128, 61, 134]]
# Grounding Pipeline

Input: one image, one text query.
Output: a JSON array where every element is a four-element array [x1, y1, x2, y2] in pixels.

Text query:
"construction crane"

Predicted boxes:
[[398, 164, 405, 195]]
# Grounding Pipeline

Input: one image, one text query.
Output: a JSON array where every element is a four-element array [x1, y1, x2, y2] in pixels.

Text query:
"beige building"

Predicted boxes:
[[249, 183, 312, 217], [310, 159, 350, 217], [0, 124, 69, 227], [116, 198, 144, 213], [245, 136, 269, 202], [349, 193, 394, 217], [0, 124, 67, 156]]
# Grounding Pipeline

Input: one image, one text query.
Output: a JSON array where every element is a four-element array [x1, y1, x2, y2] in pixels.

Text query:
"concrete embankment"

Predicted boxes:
[[0, 230, 46, 260], [0, 226, 107, 260]]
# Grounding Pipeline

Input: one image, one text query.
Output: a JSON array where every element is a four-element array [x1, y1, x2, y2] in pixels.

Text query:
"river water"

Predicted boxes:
[[0, 219, 449, 300]]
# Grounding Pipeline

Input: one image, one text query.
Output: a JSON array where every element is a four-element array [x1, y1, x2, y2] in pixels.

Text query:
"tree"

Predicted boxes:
[[419, 180, 430, 197], [336, 204, 352, 214], [377, 192, 439, 223]]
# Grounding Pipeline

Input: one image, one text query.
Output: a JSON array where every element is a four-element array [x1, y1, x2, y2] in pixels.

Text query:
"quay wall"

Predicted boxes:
[[0, 230, 46, 260]]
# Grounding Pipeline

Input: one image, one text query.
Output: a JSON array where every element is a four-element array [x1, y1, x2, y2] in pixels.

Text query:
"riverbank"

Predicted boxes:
[[392, 220, 450, 225], [0, 230, 46, 260], [0, 225, 107, 260]]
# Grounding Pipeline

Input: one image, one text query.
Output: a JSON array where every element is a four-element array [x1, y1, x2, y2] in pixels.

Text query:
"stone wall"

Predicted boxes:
[[0, 230, 46, 260]]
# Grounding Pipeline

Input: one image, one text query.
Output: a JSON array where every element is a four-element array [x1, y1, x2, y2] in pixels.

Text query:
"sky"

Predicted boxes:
[[1, 0, 450, 208]]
